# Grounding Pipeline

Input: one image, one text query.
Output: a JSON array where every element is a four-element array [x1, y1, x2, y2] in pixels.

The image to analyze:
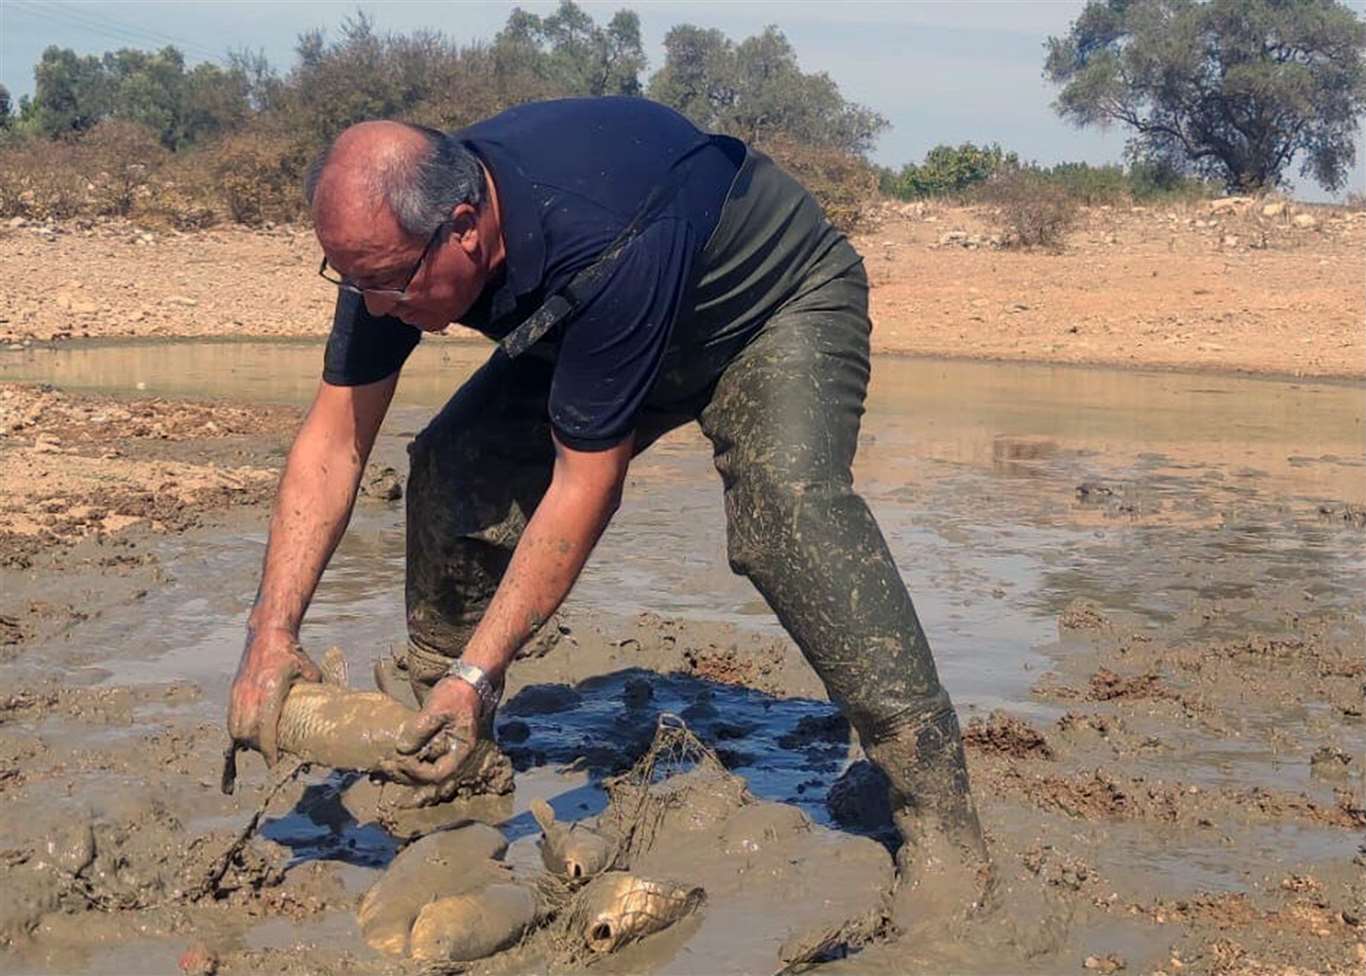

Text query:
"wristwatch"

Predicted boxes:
[[444, 660, 503, 720]]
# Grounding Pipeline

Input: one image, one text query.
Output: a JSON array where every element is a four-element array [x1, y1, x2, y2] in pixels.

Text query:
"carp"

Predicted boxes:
[[572, 872, 705, 953], [530, 798, 613, 880], [408, 883, 538, 962], [272, 678, 513, 793], [358, 822, 509, 956]]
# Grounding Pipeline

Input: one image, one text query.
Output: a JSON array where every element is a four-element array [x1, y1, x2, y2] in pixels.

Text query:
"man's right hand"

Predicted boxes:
[[228, 628, 323, 767]]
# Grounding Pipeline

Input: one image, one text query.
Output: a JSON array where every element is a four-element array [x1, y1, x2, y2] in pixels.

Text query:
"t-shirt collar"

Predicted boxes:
[[465, 140, 545, 322]]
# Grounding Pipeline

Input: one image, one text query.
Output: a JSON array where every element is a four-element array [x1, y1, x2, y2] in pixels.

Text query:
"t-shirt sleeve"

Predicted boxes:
[[322, 290, 421, 386], [549, 217, 696, 451]]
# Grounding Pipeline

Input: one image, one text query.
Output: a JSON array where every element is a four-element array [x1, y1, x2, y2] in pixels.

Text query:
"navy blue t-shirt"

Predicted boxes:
[[322, 97, 742, 450]]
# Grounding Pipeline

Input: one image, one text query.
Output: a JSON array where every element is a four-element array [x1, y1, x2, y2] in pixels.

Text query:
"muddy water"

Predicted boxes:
[[3, 340, 1364, 973]]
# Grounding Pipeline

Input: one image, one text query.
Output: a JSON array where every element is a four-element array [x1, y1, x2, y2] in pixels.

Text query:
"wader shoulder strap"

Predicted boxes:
[[497, 147, 705, 360]]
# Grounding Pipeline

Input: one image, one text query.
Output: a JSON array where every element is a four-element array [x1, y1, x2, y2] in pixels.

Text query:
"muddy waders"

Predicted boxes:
[[401, 149, 991, 928]]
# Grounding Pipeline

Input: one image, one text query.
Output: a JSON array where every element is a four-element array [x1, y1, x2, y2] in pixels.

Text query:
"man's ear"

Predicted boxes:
[[451, 202, 480, 252]]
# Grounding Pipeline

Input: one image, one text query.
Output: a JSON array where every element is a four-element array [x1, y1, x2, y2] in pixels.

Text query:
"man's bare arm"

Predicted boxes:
[[228, 373, 398, 764], [248, 375, 399, 637], [460, 431, 632, 681], [391, 430, 632, 785]]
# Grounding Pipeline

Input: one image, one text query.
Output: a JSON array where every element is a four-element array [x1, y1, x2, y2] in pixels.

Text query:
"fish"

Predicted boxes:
[[408, 883, 538, 962], [272, 681, 511, 795], [358, 823, 509, 956], [572, 872, 705, 953], [530, 797, 614, 880]]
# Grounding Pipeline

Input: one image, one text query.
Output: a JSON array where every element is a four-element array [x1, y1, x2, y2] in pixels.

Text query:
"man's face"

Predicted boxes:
[[318, 202, 487, 333]]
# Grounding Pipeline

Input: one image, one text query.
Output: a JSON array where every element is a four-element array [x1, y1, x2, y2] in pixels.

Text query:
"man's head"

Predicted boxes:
[[306, 120, 502, 332]]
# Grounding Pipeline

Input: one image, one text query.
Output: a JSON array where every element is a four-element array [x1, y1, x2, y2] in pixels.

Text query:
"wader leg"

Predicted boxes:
[[403, 349, 687, 706], [404, 351, 558, 705], [697, 266, 991, 931]]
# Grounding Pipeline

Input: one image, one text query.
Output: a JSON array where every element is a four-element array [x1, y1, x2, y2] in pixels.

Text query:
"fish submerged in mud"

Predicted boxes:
[[530, 797, 614, 879], [571, 872, 705, 953], [408, 883, 539, 963]]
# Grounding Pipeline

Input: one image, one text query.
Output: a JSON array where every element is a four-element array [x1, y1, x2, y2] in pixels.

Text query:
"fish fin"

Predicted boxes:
[[530, 797, 558, 833], [320, 646, 349, 687]]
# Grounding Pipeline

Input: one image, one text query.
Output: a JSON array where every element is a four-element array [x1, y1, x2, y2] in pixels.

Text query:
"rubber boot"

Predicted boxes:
[[863, 703, 994, 939]]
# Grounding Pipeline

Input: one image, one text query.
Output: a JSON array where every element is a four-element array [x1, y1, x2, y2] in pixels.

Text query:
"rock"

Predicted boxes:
[[938, 230, 969, 246], [71, 299, 100, 315], [1292, 213, 1318, 229], [1261, 201, 1286, 217], [7, 216, 26, 229], [1221, 235, 1239, 247], [1084, 953, 1126, 972], [45, 821, 96, 875], [164, 295, 198, 307], [1208, 196, 1250, 213]]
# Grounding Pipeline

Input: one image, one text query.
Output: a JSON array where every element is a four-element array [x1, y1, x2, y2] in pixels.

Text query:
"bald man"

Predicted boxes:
[[227, 97, 991, 932]]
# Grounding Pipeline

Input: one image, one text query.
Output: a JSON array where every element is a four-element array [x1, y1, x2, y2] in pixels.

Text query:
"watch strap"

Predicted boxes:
[[444, 660, 502, 719]]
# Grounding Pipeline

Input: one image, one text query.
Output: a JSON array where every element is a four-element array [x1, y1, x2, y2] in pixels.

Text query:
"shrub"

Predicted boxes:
[[884, 142, 1018, 200], [142, 150, 220, 229], [0, 135, 88, 220], [977, 170, 1079, 252], [1040, 162, 1129, 206], [78, 119, 169, 216], [765, 137, 878, 234], [212, 126, 312, 226]]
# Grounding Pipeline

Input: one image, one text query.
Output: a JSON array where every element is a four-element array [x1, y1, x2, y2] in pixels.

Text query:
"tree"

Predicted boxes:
[[0, 85, 12, 131], [883, 143, 1020, 199], [649, 24, 886, 156], [30, 46, 110, 137], [1045, 0, 1366, 193], [494, 2, 645, 97]]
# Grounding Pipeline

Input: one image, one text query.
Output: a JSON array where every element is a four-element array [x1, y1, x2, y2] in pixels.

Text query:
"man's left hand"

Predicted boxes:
[[381, 676, 484, 804]]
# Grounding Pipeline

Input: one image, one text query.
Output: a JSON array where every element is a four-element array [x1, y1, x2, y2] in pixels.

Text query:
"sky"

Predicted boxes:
[[2, 0, 1364, 201]]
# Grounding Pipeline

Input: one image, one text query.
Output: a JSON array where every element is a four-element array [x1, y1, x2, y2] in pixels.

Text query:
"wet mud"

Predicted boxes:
[[1, 350, 1363, 974]]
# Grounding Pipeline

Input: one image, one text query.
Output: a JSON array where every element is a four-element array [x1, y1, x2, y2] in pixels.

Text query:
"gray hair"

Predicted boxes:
[[304, 123, 485, 237]]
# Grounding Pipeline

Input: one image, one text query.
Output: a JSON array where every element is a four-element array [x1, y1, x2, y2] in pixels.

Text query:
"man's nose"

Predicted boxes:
[[363, 291, 400, 317]]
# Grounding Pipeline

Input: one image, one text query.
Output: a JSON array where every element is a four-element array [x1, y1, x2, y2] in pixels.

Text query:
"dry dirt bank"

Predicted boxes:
[[1, 196, 1361, 380]]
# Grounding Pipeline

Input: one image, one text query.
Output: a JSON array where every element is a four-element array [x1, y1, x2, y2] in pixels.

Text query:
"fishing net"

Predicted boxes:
[[599, 712, 753, 867], [531, 714, 746, 966]]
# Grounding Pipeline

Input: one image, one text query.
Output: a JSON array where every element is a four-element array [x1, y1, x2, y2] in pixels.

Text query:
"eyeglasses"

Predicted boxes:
[[318, 220, 450, 299]]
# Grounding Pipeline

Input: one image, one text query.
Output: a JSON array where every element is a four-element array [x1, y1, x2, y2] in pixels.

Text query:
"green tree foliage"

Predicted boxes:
[[24, 43, 251, 148], [1045, 0, 1366, 192], [495, 1, 646, 97], [0, 85, 12, 131], [28, 46, 110, 137], [881, 142, 1019, 198], [649, 24, 886, 155]]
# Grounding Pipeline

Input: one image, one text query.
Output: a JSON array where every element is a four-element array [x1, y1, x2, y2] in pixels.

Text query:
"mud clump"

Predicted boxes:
[[501, 682, 583, 717], [359, 464, 403, 502], [826, 759, 893, 834], [964, 711, 1055, 759], [1058, 598, 1113, 632], [1086, 668, 1170, 702]]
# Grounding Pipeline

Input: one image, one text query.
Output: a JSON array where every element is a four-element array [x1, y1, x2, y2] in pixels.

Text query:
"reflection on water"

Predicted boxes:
[[4, 337, 1363, 497]]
